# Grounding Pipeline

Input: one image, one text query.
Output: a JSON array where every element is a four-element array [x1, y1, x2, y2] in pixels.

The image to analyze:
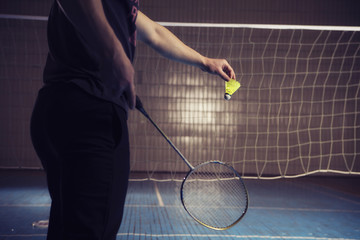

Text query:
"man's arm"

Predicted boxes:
[[136, 11, 236, 81], [56, 0, 136, 108]]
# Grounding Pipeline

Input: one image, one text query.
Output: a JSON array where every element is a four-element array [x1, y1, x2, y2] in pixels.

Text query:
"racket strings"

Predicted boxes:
[[182, 162, 248, 229]]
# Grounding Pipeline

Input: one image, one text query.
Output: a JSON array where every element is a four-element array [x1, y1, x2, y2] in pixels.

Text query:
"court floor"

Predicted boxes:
[[0, 170, 359, 240]]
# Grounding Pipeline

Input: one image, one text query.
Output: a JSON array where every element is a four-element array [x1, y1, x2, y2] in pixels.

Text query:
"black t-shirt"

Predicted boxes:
[[43, 0, 139, 112]]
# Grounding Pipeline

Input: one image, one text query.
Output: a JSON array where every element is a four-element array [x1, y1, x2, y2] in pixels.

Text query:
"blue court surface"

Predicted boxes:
[[0, 170, 359, 240]]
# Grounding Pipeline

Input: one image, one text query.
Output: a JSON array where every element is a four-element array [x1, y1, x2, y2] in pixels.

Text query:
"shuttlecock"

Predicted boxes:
[[224, 78, 241, 100], [224, 93, 231, 100]]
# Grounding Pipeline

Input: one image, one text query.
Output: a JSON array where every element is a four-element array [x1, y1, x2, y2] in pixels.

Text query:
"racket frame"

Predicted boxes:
[[180, 160, 248, 230]]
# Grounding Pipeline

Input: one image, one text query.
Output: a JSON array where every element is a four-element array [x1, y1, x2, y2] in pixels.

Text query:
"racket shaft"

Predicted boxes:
[[135, 96, 193, 169]]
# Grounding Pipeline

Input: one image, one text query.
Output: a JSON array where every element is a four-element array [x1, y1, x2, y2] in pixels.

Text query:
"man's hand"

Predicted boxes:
[[112, 53, 136, 109], [100, 46, 136, 109], [201, 57, 236, 82]]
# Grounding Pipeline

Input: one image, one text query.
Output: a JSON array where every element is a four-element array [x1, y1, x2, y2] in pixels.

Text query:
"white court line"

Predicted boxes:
[[154, 182, 165, 207], [0, 233, 356, 239], [0, 234, 47, 237], [251, 206, 360, 213], [0, 204, 50, 207], [1, 204, 360, 213], [116, 233, 359, 240]]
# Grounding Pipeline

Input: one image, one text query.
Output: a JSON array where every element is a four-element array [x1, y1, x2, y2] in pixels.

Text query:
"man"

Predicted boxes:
[[31, 0, 236, 239]]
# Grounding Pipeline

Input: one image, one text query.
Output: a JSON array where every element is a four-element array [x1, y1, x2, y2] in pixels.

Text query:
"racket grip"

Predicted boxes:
[[135, 95, 150, 118], [135, 95, 143, 110]]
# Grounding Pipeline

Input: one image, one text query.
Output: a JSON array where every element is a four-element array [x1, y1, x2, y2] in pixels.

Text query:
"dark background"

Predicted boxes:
[[0, 0, 359, 178]]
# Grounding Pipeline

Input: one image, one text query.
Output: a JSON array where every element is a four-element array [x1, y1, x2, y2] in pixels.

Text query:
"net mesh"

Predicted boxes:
[[181, 161, 248, 230], [129, 26, 360, 180], [0, 14, 359, 179]]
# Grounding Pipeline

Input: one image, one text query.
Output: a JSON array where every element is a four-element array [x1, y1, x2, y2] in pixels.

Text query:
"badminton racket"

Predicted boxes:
[[135, 96, 248, 230]]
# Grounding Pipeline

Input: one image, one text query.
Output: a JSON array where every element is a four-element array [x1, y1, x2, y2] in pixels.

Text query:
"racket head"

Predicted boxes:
[[180, 161, 248, 230]]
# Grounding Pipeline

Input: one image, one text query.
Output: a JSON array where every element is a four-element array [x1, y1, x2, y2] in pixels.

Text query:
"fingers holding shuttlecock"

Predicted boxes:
[[224, 79, 241, 100]]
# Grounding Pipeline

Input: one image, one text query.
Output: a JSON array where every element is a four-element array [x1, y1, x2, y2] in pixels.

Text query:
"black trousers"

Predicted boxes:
[[31, 82, 129, 240]]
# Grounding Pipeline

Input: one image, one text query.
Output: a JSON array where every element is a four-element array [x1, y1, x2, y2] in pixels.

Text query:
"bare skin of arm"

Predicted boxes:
[[136, 11, 236, 81]]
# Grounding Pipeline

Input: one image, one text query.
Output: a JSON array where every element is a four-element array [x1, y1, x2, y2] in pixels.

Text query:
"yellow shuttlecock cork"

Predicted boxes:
[[224, 79, 241, 100]]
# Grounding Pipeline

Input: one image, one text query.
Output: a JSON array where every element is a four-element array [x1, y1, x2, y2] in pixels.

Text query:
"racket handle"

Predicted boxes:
[[135, 96, 149, 118], [135, 95, 143, 110]]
